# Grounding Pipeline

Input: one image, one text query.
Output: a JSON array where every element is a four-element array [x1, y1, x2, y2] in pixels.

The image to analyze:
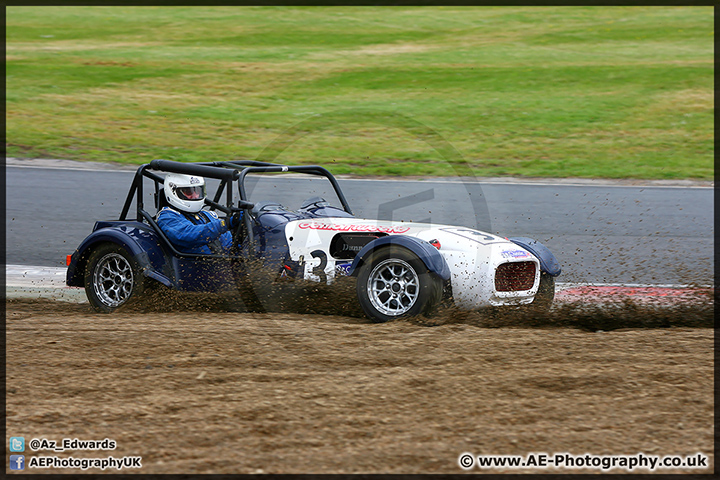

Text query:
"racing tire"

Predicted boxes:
[[356, 246, 443, 323], [84, 243, 146, 313], [531, 272, 555, 311]]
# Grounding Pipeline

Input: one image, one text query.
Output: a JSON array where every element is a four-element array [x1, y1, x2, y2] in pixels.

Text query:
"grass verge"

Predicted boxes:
[[6, 6, 714, 179]]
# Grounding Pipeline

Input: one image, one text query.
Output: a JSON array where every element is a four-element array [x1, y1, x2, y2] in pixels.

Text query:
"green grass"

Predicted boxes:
[[6, 6, 714, 179]]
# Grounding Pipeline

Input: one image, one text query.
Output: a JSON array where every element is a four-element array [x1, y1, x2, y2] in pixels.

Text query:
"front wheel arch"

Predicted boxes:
[[348, 235, 451, 281]]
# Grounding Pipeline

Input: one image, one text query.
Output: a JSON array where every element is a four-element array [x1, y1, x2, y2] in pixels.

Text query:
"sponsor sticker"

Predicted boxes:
[[335, 262, 352, 276], [501, 249, 530, 259]]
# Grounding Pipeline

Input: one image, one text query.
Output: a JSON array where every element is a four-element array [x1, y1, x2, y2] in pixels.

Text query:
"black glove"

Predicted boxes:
[[227, 211, 243, 230]]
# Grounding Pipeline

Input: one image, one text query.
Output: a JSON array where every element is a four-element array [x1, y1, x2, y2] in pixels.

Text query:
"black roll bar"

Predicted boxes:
[[236, 165, 353, 215], [149, 159, 238, 180], [119, 159, 353, 236]]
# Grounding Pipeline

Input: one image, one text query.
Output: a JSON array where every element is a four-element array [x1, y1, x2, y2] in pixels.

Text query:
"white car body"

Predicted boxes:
[[285, 217, 540, 308]]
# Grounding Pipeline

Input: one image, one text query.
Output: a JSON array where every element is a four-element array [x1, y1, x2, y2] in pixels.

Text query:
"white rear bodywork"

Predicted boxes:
[[284, 218, 541, 308]]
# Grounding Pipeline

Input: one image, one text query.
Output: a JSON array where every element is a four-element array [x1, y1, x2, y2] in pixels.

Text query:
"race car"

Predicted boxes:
[[66, 160, 561, 322]]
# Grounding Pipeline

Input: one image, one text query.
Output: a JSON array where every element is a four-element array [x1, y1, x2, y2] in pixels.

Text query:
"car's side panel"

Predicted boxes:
[[249, 208, 305, 273], [168, 256, 236, 292], [284, 218, 425, 284], [347, 235, 452, 280]]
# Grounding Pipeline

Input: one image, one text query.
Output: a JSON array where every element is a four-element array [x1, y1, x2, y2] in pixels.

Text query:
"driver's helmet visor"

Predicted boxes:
[[176, 185, 205, 201]]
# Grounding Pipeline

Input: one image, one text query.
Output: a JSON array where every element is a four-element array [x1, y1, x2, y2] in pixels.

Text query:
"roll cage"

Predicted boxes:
[[118, 159, 353, 259]]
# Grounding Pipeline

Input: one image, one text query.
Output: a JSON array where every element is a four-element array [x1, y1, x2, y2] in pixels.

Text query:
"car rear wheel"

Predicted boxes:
[[84, 243, 145, 313], [356, 246, 442, 323]]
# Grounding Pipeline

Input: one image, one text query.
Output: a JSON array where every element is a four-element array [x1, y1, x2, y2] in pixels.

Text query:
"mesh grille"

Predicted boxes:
[[495, 261, 536, 292]]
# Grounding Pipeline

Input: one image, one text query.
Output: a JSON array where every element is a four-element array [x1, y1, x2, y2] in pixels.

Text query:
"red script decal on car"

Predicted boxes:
[[298, 222, 411, 234]]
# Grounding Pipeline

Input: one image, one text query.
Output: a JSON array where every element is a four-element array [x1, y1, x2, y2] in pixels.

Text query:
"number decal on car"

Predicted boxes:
[[310, 249, 328, 283], [441, 228, 506, 245]]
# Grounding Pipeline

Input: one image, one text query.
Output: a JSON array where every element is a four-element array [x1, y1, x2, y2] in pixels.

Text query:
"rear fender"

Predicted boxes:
[[508, 237, 561, 277], [347, 235, 451, 280], [66, 221, 173, 288]]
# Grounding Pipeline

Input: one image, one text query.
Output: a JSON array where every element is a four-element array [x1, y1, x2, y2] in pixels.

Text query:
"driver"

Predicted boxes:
[[156, 173, 241, 254]]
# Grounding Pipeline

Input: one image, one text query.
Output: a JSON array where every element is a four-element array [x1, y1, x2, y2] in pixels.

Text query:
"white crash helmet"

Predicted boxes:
[[164, 173, 206, 213]]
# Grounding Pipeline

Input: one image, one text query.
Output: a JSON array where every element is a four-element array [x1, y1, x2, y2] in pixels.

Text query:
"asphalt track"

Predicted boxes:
[[5, 159, 714, 287]]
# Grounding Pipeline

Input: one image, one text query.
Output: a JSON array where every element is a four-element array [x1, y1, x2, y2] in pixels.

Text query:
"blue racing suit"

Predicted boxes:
[[156, 207, 234, 254]]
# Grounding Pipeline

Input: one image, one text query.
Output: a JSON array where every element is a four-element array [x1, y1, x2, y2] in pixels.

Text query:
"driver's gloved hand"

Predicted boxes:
[[227, 211, 243, 230]]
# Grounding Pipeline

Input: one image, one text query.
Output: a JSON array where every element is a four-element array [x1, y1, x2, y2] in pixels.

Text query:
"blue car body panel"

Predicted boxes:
[[508, 237, 562, 277], [66, 222, 167, 286], [250, 208, 305, 272], [66, 221, 235, 292]]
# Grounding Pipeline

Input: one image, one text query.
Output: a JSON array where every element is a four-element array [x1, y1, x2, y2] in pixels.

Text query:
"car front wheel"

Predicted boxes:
[[531, 272, 555, 311], [356, 246, 442, 323], [84, 243, 145, 313]]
